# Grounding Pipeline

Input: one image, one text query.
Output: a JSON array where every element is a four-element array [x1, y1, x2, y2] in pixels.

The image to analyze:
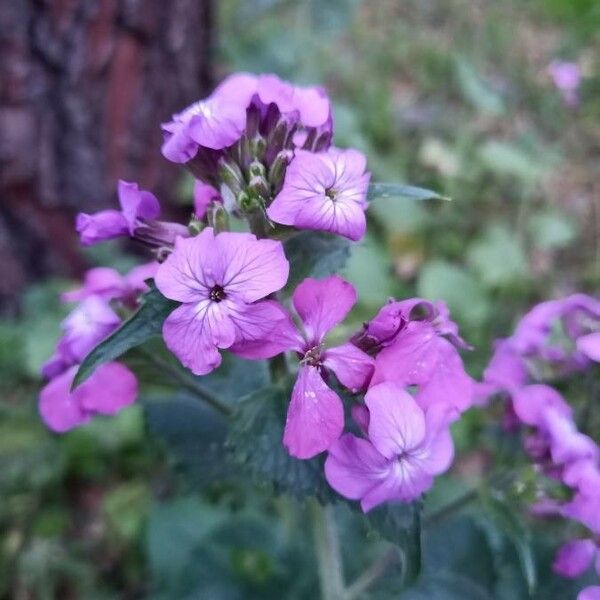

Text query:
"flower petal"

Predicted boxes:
[[155, 229, 216, 303], [217, 233, 289, 303], [161, 301, 235, 375], [323, 342, 374, 392], [228, 300, 302, 359], [76, 210, 128, 246], [283, 365, 344, 459], [365, 382, 426, 460], [553, 539, 596, 578], [77, 362, 138, 415], [118, 180, 160, 232], [512, 384, 572, 427], [577, 332, 600, 362], [292, 276, 356, 344], [325, 434, 390, 501]]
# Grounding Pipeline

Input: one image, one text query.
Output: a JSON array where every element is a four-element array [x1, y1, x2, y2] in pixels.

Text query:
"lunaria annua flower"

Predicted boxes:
[[325, 382, 454, 511], [154, 227, 290, 376]]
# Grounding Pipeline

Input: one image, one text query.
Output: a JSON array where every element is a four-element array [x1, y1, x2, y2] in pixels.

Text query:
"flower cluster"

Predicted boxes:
[[39, 72, 474, 513], [478, 294, 600, 599], [40, 264, 157, 431]]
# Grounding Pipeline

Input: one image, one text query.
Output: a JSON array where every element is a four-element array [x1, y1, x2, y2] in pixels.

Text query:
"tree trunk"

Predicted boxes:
[[0, 0, 214, 314]]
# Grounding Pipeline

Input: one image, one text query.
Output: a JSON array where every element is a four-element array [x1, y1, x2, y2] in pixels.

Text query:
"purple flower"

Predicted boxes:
[[578, 332, 600, 362], [267, 148, 370, 241], [370, 314, 473, 416], [553, 539, 597, 578], [154, 227, 290, 376], [325, 382, 454, 511], [548, 60, 581, 108], [76, 180, 161, 246], [579, 588, 600, 600], [233, 276, 374, 459], [62, 262, 158, 305], [161, 93, 248, 163], [39, 362, 137, 432]]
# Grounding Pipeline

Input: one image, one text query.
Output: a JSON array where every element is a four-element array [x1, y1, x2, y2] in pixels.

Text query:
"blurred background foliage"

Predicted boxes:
[[1, 0, 598, 597]]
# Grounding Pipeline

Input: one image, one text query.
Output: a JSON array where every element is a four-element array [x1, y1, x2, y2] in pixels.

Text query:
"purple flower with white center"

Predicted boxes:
[[325, 382, 454, 511], [49, 296, 121, 373], [553, 539, 598, 578], [77, 180, 161, 246], [233, 276, 374, 459], [39, 362, 137, 432], [154, 227, 290, 376], [62, 262, 158, 305], [267, 148, 370, 241]]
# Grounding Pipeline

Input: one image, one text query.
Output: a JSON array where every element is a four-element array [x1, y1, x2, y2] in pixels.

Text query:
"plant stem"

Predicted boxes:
[[310, 501, 346, 600], [137, 348, 232, 416], [345, 546, 397, 600], [422, 487, 479, 529]]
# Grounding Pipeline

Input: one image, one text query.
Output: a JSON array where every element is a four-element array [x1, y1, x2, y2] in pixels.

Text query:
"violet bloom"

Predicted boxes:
[[267, 148, 370, 241], [369, 299, 473, 416], [76, 180, 161, 246], [325, 382, 454, 511], [553, 539, 598, 578], [548, 60, 581, 108], [62, 263, 158, 304], [154, 227, 290, 376], [233, 276, 374, 459], [39, 362, 137, 432], [580, 588, 600, 600]]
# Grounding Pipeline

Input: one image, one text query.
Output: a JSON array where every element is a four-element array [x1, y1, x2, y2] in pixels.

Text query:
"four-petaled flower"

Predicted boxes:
[[325, 381, 454, 511], [267, 149, 370, 241], [155, 227, 290, 376]]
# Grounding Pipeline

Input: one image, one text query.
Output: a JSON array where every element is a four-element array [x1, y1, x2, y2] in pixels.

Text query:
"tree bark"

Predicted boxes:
[[0, 0, 214, 314]]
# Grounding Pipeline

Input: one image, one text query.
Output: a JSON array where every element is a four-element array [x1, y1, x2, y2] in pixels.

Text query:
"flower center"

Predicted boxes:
[[325, 188, 338, 201], [302, 345, 323, 366], [209, 285, 227, 303]]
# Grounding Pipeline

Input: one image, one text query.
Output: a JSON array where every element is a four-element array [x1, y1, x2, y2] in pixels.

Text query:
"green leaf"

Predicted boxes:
[[73, 286, 178, 387], [284, 231, 351, 292], [366, 503, 422, 587], [455, 57, 505, 116], [227, 384, 335, 501], [401, 572, 495, 600], [480, 493, 537, 594], [467, 224, 528, 288], [417, 260, 490, 327], [529, 211, 577, 250], [367, 183, 449, 202]]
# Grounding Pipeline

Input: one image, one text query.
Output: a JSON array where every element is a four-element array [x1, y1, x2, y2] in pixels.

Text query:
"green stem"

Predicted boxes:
[[137, 349, 232, 416], [310, 501, 346, 600], [422, 487, 479, 529], [345, 546, 397, 600]]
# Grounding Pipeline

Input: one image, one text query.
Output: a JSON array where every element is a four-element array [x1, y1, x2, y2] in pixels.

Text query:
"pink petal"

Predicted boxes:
[[416, 339, 473, 414], [323, 342, 374, 392], [62, 267, 125, 302], [39, 367, 91, 432], [325, 434, 390, 501], [213, 72, 258, 106], [217, 232, 289, 303], [511, 384, 572, 426], [361, 464, 434, 511], [292, 276, 357, 344], [188, 97, 247, 150], [579, 587, 600, 600], [562, 460, 600, 496], [293, 85, 331, 128], [371, 321, 440, 387], [365, 382, 426, 460], [542, 408, 599, 465], [155, 229, 216, 303], [577, 332, 600, 362], [228, 300, 302, 359], [351, 404, 370, 435], [77, 362, 137, 415], [76, 210, 129, 246], [553, 539, 596, 578], [124, 262, 159, 292], [118, 180, 160, 233], [161, 301, 236, 375], [161, 121, 198, 163], [283, 365, 344, 459], [416, 406, 455, 476]]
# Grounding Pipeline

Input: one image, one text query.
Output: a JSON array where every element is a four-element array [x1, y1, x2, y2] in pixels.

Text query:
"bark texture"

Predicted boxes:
[[0, 0, 214, 314]]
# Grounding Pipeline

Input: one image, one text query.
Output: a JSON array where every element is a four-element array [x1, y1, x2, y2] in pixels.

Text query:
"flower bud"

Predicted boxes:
[[207, 203, 230, 233], [268, 150, 292, 196], [218, 158, 245, 197]]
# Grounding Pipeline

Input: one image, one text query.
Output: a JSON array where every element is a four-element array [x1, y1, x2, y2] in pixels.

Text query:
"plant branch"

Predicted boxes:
[[310, 501, 346, 600], [345, 546, 398, 600], [136, 348, 232, 416]]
